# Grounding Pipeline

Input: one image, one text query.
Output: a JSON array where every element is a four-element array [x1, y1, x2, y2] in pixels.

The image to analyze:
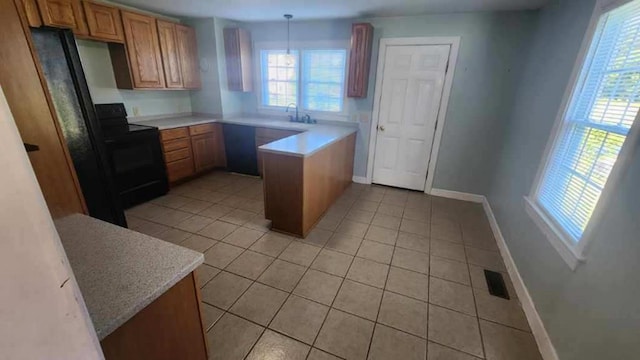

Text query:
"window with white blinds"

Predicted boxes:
[[260, 50, 299, 107], [302, 50, 347, 112], [260, 48, 347, 113], [536, 0, 640, 242]]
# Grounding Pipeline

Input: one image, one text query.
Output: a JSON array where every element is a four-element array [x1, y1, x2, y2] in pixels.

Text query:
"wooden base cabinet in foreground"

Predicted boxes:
[[261, 133, 356, 237], [100, 272, 208, 360]]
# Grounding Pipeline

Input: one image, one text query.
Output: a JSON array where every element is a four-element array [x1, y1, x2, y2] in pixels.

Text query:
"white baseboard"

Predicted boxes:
[[430, 188, 484, 203], [352, 176, 370, 184], [482, 198, 559, 360]]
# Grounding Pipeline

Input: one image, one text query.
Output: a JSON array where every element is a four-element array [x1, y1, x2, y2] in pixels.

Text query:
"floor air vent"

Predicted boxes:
[[484, 269, 510, 300]]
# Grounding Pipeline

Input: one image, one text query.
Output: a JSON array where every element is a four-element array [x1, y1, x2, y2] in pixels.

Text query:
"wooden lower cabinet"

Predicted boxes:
[[255, 127, 300, 175], [166, 157, 195, 183], [192, 132, 226, 172], [262, 133, 356, 237], [100, 272, 208, 360], [160, 123, 225, 184]]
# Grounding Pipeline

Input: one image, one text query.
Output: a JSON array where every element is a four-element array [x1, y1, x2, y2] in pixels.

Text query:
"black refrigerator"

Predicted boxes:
[[31, 27, 127, 227]]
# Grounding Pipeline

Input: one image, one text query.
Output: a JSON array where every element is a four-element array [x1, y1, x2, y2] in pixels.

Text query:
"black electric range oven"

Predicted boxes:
[[95, 104, 168, 208]]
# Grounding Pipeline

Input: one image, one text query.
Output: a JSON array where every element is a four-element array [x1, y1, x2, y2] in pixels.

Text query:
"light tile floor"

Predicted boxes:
[[126, 171, 542, 360]]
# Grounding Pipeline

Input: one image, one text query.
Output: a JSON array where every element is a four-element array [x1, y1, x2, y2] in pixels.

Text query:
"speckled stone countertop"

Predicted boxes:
[[55, 214, 203, 340], [131, 116, 358, 158]]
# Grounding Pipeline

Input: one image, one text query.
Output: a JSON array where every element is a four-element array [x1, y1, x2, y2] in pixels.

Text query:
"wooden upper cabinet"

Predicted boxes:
[[223, 27, 253, 92], [157, 20, 184, 88], [36, 0, 88, 36], [120, 11, 165, 89], [82, 1, 124, 43], [18, 0, 43, 27], [175, 24, 201, 89], [347, 23, 374, 98]]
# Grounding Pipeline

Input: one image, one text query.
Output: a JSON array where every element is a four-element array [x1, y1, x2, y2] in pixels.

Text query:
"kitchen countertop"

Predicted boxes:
[[131, 115, 358, 158], [54, 214, 203, 340]]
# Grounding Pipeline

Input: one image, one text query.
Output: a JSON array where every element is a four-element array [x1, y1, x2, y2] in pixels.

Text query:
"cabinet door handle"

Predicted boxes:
[[24, 143, 40, 152]]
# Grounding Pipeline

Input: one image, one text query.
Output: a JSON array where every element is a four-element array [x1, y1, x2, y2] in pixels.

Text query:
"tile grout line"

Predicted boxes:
[[305, 193, 361, 359], [461, 206, 488, 360], [364, 193, 406, 360], [150, 177, 523, 359]]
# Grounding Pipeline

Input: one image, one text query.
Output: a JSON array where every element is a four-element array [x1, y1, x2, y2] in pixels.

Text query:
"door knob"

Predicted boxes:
[[378, 125, 385, 132]]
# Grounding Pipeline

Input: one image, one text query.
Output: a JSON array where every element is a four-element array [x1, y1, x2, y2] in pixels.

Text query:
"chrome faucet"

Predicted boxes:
[[286, 103, 299, 122], [301, 114, 316, 124]]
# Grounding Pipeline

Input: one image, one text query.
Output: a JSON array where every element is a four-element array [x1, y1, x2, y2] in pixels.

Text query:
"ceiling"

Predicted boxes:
[[115, 0, 550, 21]]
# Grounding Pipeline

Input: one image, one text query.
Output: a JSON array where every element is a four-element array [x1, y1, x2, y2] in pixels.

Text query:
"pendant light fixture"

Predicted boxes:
[[284, 14, 294, 65]]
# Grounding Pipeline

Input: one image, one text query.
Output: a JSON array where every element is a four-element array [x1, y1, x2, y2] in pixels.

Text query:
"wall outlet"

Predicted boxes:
[[132, 106, 140, 116]]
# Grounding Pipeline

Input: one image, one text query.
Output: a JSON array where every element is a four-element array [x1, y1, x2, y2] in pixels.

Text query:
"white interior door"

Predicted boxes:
[[372, 44, 450, 191]]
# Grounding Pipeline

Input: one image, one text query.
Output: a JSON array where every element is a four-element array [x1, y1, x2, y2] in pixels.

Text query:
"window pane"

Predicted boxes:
[[261, 50, 298, 107], [538, 0, 640, 241], [301, 49, 347, 112]]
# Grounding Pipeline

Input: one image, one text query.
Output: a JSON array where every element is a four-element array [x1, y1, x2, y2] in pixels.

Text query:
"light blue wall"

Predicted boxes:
[[186, 18, 223, 116], [488, 0, 640, 358], [214, 18, 255, 117], [239, 13, 537, 191], [76, 40, 192, 117]]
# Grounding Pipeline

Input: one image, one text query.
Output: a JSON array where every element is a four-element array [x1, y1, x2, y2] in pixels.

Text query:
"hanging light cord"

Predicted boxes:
[[284, 14, 293, 55]]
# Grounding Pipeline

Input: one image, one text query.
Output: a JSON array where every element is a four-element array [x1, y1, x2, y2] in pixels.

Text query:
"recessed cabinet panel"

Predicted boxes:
[[191, 134, 217, 173], [347, 23, 374, 98], [120, 11, 165, 89], [223, 27, 253, 92], [176, 24, 201, 89], [157, 20, 184, 88], [36, 0, 88, 35], [83, 1, 124, 42]]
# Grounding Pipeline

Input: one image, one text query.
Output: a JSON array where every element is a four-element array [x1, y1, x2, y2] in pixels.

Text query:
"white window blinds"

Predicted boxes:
[[260, 48, 346, 112], [302, 50, 347, 112], [261, 50, 299, 107], [537, 0, 640, 241]]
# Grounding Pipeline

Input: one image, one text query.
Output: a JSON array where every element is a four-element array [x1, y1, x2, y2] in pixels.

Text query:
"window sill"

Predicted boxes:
[[256, 107, 351, 122], [523, 196, 585, 270]]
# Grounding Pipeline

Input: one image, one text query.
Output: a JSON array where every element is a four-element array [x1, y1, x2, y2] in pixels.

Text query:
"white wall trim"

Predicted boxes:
[[430, 188, 484, 203], [365, 36, 460, 193], [482, 198, 559, 360], [524, 197, 584, 270], [429, 188, 560, 359], [352, 176, 370, 184]]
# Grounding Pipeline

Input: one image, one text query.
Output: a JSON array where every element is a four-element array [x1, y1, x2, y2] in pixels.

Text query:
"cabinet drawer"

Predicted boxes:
[[166, 157, 194, 183], [189, 122, 216, 136], [164, 147, 191, 163], [160, 127, 189, 141], [163, 138, 190, 152], [256, 127, 300, 140]]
